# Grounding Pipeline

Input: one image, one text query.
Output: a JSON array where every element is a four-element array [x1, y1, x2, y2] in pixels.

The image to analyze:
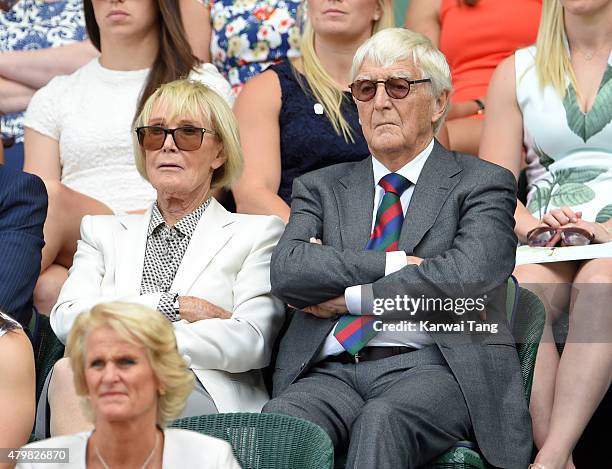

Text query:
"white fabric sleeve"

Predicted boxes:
[[345, 251, 407, 315], [23, 75, 68, 140], [189, 62, 234, 107]]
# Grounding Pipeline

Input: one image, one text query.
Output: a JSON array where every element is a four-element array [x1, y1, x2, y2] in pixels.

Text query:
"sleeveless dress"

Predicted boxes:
[[269, 61, 371, 204], [515, 46, 612, 224], [439, 0, 541, 104], [207, 0, 301, 95]]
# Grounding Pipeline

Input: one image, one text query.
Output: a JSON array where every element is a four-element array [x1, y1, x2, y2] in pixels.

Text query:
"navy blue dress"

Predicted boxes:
[[269, 61, 371, 204]]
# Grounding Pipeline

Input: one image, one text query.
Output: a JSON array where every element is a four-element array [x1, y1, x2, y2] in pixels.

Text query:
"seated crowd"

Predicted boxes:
[[0, 0, 610, 468]]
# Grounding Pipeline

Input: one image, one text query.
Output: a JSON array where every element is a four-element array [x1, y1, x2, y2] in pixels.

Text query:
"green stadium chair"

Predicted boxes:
[[171, 412, 334, 469], [426, 282, 545, 469]]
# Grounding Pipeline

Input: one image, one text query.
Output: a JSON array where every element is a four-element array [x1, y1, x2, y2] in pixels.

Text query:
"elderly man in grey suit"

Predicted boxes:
[[264, 28, 532, 469]]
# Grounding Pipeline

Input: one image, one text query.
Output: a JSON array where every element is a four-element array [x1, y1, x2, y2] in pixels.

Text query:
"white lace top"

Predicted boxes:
[[24, 59, 234, 214]]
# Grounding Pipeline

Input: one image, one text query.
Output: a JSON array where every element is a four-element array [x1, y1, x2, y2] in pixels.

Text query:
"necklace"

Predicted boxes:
[[572, 43, 611, 61], [94, 433, 159, 469]]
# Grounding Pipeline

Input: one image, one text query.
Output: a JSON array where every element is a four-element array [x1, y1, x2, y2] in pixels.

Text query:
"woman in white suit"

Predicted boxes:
[[43, 78, 285, 436]]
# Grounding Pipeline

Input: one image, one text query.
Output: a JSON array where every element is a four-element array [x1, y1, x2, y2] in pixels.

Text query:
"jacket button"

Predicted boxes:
[[300, 362, 306, 369]]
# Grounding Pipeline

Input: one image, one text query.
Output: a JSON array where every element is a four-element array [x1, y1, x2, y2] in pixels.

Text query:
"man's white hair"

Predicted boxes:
[[351, 28, 452, 131]]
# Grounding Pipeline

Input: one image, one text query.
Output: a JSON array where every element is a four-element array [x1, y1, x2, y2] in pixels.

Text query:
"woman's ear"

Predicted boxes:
[[211, 143, 227, 170]]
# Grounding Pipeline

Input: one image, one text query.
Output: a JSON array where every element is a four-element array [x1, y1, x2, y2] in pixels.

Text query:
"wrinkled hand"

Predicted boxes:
[[406, 255, 423, 266], [298, 295, 348, 319], [178, 296, 232, 322]]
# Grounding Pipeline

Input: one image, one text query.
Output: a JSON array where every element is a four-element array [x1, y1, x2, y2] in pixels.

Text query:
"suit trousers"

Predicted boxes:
[[264, 345, 472, 469]]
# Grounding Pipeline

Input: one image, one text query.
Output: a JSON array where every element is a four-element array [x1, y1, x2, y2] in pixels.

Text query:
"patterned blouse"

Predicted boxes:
[[204, 0, 301, 95], [140, 199, 211, 322], [0, 0, 88, 143]]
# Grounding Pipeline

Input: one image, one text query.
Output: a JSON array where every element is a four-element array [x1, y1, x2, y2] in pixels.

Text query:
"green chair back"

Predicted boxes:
[[30, 311, 65, 402], [427, 280, 546, 468], [171, 412, 334, 469]]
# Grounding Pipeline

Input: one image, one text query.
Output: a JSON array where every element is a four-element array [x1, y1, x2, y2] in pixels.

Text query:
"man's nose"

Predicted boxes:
[[373, 82, 391, 108]]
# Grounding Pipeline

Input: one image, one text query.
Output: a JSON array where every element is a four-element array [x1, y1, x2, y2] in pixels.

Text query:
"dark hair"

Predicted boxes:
[[0, 311, 19, 334], [83, 0, 197, 118]]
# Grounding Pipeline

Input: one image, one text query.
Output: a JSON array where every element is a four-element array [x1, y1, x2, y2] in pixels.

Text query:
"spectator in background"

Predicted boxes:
[[406, 0, 542, 155], [0, 162, 47, 328], [20, 303, 240, 469], [233, 0, 395, 223], [0, 311, 35, 469], [23, 0, 232, 315], [43, 79, 284, 436], [480, 0, 612, 467], [179, 0, 302, 96], [0, 0, 98, 168]]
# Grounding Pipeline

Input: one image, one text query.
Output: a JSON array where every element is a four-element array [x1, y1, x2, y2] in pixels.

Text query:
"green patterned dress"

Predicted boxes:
[[515, 46, 612, 224]]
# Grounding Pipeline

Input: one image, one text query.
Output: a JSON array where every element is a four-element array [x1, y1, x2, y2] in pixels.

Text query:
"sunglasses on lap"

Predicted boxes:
[[526, 226, 594, 247]]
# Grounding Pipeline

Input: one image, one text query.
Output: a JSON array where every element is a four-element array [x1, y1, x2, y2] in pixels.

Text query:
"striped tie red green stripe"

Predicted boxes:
[[334, 172, 411, 355]]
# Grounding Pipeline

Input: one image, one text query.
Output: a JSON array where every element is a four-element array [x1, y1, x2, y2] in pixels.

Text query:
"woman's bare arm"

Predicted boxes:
[[0, 41, 98, 90], [404, 0, 442, 47], [0, 330, 35, 465], [232, 70, 290, 222], [180, 0, 212, 63], [480, 56, 539, 241]]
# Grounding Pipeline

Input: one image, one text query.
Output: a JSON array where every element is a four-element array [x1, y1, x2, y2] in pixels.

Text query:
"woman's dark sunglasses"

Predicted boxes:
[[135, 126, 216, 151], [349, 78, 432, 102], [526, 226, 594, 247]]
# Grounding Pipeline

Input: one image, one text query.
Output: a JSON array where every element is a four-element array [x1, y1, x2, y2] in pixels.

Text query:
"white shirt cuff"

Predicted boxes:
[[385, 250, 407, 275], [345, 285, 363, 315]]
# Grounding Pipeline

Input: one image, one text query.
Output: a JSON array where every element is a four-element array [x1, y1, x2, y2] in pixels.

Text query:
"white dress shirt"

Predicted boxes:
[[318, 139, 436, 359]]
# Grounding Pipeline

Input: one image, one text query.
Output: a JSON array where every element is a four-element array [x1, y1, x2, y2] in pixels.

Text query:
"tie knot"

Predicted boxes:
[[379, 173, 411, 196]]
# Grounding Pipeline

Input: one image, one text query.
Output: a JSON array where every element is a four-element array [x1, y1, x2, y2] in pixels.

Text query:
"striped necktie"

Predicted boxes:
[[334, 172, 411, 355]]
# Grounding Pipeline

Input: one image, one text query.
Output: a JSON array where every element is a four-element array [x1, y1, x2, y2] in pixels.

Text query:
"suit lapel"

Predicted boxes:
[[171, 198, 234, 293], [335, 157, 375, 250], [115, 206, 152, 297], [399, 142, 462, 253]]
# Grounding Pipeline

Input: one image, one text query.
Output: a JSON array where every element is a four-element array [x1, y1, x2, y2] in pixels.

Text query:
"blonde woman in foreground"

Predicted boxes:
[[19, 302, 240, 469]]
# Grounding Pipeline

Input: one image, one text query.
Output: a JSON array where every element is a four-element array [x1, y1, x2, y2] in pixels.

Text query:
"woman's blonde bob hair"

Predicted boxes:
[[297, 0, 395, 142], [67, 302, 193, 427], [133, 79, 243, 190], [534, 0, 579, 97], [350, 28, 452, 133]]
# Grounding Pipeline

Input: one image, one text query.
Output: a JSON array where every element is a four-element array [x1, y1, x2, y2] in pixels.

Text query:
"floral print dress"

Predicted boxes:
[[0, 0, 88, 143], [515, 46, 612, 225], [205, 0, 301, 95]]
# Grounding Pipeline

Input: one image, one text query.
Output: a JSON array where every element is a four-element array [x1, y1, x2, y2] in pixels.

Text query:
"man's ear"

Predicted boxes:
[[432, 90, 449, 125]]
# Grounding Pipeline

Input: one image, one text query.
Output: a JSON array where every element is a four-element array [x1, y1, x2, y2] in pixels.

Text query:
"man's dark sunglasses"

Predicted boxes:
[[135, 126, 216, 151], [349, 78, 432, 101]]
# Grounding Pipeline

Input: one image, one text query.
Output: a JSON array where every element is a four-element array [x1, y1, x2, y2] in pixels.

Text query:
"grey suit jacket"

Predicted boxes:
[[270, 141, 532, 468]]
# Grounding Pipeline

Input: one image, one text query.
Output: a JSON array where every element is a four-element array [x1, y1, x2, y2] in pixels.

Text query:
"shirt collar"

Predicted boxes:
[[371, 138, 434, 187], [147, 198, 211, 238]]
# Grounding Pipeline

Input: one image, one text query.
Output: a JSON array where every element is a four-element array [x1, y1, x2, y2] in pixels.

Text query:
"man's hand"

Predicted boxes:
[[178, 296, 232, 322], [294, 295, 348, 319], [406, 255, 423, 266]]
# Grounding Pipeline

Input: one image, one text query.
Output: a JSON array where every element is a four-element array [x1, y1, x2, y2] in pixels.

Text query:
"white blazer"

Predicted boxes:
[[51, 199, 285, 413]]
